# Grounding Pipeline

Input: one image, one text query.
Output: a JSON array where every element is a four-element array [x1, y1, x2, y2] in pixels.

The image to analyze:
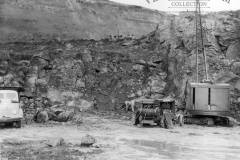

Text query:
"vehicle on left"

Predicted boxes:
[[0, 87, 25, 128]]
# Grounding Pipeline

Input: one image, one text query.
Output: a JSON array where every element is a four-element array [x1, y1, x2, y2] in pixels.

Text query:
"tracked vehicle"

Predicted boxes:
[[183, 0, 236, 126], [185, 83, 235, 126]]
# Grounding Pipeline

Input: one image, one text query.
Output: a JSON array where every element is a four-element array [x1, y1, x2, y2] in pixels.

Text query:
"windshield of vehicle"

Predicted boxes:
[[0, 91, 19, 101]]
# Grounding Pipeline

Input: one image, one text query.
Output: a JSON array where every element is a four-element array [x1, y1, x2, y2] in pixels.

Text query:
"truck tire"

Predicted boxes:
[[16, 121, 22, 128]]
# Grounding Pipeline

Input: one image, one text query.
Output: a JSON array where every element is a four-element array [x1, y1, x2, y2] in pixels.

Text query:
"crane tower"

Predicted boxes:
[[194, 0, 208, 82]]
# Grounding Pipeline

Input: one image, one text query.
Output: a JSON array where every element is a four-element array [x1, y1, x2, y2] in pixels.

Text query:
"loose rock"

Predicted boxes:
[[45, 138, 66, 147], [81, 134, 96, 146], [57, 111, 74, 122], [37, 111, 49, 123]]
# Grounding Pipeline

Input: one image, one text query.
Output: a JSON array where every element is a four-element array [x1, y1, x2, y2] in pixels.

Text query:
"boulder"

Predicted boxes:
[[24, 114, 35, 124], [37, 111, 49, 123], [81, 134, 96, 146], [46, 138, 66, 147], [47, 112, 58, 121], [57, 111, 74, 122]]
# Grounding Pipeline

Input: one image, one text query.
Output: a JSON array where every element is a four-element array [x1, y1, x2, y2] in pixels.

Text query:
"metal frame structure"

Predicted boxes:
[[195, 0, 208, 82]]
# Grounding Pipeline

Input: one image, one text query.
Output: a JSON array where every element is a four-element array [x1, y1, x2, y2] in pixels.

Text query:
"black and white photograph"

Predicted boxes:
[[0, 0, 240, 159]]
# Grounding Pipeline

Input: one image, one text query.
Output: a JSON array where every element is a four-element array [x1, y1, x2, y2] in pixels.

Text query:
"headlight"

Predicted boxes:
[[13, 110, 17, 115]]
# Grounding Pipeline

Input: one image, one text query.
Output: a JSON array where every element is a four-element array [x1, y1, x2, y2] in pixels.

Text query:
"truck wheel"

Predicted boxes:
[[16, 121, 22, 128]]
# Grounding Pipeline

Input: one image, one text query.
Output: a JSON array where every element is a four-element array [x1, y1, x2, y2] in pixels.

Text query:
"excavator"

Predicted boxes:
[[184, 0, 236, 126]]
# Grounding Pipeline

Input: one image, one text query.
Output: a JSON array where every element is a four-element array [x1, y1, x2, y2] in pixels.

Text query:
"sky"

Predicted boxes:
[[109, 0, 240, 14]]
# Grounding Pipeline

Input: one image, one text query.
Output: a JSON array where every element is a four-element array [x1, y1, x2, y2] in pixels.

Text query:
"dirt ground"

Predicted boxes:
[[1, 112, 240, 160]]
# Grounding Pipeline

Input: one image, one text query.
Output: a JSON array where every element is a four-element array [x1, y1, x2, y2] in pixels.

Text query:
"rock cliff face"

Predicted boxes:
[[1, 0, 240, 114], [0, 0, 163, 42], [150, 11, 240, 97]]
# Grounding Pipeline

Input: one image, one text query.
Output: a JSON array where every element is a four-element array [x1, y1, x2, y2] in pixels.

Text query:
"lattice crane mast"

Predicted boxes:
[[195, 0, 208, 83]]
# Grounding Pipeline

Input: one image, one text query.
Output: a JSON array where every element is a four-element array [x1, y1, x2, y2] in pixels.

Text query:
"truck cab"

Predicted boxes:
[[0, 87, 24, 128]]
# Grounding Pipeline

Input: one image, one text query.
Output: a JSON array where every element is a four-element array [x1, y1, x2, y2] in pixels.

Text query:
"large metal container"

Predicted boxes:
[[186, 83, 231, 116]]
